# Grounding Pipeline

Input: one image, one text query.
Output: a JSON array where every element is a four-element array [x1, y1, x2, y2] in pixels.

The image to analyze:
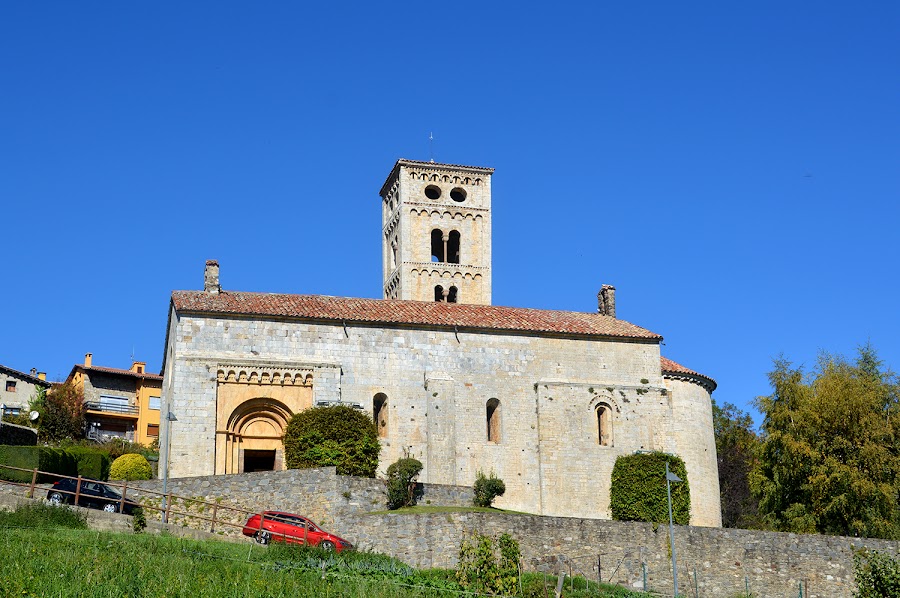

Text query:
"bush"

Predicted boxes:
[[0, 502, 87, 530], [385, 457, 423, 509], [0, 446, 76, 483], [283, 406, 380, 477], [473, 470, 506, 508], [132, 507, 147, 533], [854, 550, 900, 597], [456, 532, 521, 596], [610, 452, 690, 525], [109, 453, 153, 481], [65, 447, 112, 480]]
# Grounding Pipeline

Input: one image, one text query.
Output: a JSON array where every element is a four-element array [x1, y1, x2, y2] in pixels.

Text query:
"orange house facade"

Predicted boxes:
[[67, 353, 162, 446]]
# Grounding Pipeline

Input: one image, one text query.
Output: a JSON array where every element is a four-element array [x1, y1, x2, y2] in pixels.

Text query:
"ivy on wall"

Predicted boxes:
[[610, 451, 690, 525]]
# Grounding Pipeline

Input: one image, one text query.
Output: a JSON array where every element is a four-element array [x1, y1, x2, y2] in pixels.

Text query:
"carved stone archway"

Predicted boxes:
[[221, 398, 292, 474]]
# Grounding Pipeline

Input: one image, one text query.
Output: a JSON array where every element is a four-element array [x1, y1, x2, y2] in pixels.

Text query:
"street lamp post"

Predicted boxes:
[[161, 411, 177, 523], [666, 461, 683, 597]]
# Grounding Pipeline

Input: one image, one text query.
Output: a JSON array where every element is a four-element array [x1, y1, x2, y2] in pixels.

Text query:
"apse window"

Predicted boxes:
[[596, 403, 613, 446], [424, 185, 441, 200], [486, 398, 501, 443], [450, 187, 467, 202]]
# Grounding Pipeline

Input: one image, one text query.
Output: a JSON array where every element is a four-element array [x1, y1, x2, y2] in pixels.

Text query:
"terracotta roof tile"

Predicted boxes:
[[172, 291, 663, 341], [77, 365, 162, 381], [660, 356, 717, 391]]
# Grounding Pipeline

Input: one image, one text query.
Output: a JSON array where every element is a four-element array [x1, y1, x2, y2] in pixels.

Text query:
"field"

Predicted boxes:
[[0, 503, 649, 597]]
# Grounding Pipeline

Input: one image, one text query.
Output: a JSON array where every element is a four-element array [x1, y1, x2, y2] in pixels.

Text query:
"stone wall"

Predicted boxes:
[[342, 512, 895, 598], [126, 468, 473, 535]]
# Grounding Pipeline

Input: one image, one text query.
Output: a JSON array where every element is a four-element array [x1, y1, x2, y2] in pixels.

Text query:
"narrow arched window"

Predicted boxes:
[[373, 393, 388, 438], [430, 229, 444, 262], [486, 398, 501, 443], [596, 403, 612, 446], [447, 286, 458, 303], [447, 230, 461, 264], [434, 285, 444, 302]]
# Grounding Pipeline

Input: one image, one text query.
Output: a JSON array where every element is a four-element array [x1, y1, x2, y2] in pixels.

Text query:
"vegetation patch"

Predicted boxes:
[[610, 452, 690, 524], [283, 405, 380, 477]]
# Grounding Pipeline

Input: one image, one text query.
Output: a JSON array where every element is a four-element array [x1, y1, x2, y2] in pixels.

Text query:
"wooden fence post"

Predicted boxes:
[[210, 504, 218, 533], [119, 483, 128, 512], [74, 476, 82, 505], [28, 468, 38, 498]]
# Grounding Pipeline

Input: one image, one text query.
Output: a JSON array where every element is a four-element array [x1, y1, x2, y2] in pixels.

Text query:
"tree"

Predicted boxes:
[[283, 405, 380, 477], [712, 399, 763, 528], [385, 457, 423, 509], [39, 382, 85, 442], [751, 345, 900, 539]]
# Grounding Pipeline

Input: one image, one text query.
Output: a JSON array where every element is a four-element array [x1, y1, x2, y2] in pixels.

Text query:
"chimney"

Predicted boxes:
[[130, 361, 146, 374], [30, 368, 37, 376], [204, 260, 221, 294], [38, 372, 46, 381], [84, 353, 92, 368], [597, 284, 616, 318]]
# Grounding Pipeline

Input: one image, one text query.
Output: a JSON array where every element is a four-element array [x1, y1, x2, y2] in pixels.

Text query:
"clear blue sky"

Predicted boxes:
[[2, 2, 898, 426]]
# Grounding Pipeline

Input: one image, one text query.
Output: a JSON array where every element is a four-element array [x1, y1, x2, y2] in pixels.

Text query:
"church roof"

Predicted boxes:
[[660, 356, 717, 392], [171, 291, 662, 341]]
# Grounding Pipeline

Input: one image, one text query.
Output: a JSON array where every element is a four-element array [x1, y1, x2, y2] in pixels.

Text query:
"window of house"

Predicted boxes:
[[596, 403, 613, 446], [149, 396, 161, 410], [373, 393, 388, 438], [147, 424, 159, 437], [5, 407, 20, 416], [99, 395, 129, 412], [486, 398, 501, 443], [5, 381, 15, 393]]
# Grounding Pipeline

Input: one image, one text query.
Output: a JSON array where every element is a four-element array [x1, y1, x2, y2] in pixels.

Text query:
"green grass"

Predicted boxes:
[[0, 504, 650, 597]]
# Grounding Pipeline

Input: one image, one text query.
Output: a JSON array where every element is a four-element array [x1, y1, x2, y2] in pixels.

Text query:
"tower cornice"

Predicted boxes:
[[380, 159, 494, 197]]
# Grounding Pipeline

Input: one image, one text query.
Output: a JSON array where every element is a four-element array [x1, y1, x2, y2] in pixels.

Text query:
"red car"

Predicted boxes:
[[242, 511, 353, 552]]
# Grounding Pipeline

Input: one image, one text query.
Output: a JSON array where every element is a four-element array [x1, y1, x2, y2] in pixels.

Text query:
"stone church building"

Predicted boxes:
[[160, 159, 722, 527]]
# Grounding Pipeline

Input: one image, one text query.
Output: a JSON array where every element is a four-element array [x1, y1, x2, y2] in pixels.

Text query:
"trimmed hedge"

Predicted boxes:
[[283, 405, 380, 477], [66, 447, 112, 481], [0, 446, 76, 483], [610, 451, 690, 525], [0, 446, 112, 483]]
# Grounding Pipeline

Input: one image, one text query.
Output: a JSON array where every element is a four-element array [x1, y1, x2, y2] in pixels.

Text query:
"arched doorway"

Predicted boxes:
[[223, 398, 293, 474]]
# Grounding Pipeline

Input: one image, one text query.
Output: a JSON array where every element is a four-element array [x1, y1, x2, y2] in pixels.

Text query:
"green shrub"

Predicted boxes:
[[854, 550, 900, 597], [132, 507, 147, 533], [610, 452, 690, 525], [473, 470, 506, 508], [0, 446, 76, 483], [65, 447, 112, 480], [283, 406, 380, 477], [109, 453, 153, 481], [385, 457, 423, 509], [456, 532, 521, 596], [0, 501, 87, 529]]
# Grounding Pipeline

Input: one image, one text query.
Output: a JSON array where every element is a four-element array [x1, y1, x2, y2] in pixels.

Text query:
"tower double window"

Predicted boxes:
[[430, 229, 460, 264]]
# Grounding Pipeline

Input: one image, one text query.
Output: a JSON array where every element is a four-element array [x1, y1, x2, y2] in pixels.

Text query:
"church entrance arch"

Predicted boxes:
[[222, 398, 293, 474]]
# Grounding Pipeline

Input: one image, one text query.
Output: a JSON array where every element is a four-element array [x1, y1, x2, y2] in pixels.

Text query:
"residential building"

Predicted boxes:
[[0, 364, 50, 416]]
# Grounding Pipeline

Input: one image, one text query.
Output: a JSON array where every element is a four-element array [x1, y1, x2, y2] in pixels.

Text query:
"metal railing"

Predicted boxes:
[[83, 402, 139, 416]]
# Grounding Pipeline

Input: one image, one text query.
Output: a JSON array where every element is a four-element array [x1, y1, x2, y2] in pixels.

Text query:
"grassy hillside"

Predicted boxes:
[[0, 503, 648, 597]]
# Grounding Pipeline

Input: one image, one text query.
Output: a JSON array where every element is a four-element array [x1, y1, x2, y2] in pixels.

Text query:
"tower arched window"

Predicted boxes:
[[447, 286, 458, 303], [430, 229, 445, 262], [373, 393, 388, 438], [434, 285, 445, 302], [448, 230, 461, 264], [486, 398, 501, 443], [596, 403, 613, 446]]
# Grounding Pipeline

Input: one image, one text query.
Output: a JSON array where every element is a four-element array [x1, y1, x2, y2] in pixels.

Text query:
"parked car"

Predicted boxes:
[[242, 511, 353, 551], [46, 477, 140, 515]]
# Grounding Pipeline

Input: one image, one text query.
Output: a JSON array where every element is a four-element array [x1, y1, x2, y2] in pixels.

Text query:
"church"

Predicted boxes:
[[159, 158, 722, 527]]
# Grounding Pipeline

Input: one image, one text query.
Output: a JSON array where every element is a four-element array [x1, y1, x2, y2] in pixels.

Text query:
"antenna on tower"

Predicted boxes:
[[429, 132, 435, 163]]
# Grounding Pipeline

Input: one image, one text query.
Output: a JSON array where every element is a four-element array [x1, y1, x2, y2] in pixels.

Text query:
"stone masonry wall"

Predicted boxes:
[[343, 512, 896, 598]]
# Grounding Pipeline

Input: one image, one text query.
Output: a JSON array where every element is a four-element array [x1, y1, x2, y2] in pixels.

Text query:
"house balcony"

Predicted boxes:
[[84, 401, 139, 417]]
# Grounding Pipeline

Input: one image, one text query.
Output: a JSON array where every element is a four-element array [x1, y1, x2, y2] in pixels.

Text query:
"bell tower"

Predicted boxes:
[[381, 159, 493, 305]]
